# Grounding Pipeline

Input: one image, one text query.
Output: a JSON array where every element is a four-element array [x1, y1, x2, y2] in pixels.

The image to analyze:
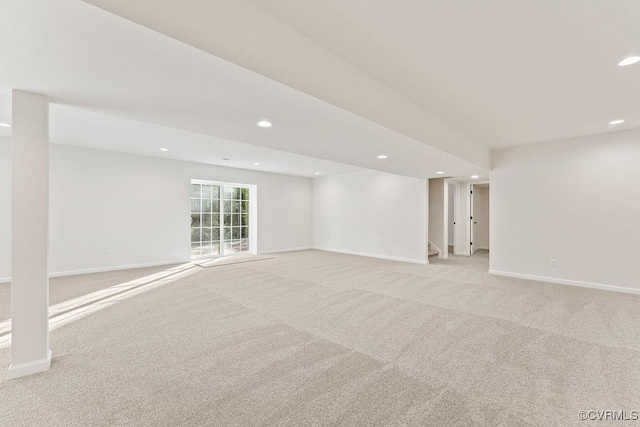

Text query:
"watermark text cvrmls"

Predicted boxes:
[[579, 410, 639, 421]]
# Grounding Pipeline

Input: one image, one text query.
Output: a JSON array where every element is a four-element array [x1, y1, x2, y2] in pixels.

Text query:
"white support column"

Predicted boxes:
[[7, 90, 52, 380]]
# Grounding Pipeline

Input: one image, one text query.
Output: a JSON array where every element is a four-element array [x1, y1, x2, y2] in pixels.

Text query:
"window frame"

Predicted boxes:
[[190, 179, 257, 259]]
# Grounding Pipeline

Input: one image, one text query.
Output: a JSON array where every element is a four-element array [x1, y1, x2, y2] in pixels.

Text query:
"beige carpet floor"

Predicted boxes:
[[1, 250, 639, 426], [194, 254, 274, 268], [0, 264, 179, 322]]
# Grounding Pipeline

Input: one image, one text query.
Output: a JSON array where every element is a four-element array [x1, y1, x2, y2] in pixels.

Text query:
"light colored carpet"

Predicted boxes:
[[194, 254, 274, 268], [0, 264, 180, 322], [1, 249, 639, 426]]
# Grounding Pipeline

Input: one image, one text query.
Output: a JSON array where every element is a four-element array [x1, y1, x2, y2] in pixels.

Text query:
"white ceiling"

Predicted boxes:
[[250, 0, 640, 148], [49, 104, 360, 178], [3, 0, 634, 180], [87, 0, 640, 149], [0, 0, 488, 179], [82, 0, 491, 169], [0, 91, 359, 177]]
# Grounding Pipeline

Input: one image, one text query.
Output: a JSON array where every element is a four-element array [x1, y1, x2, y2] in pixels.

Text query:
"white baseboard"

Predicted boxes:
[[50, 260, 190, 279], [477, 246, 490, 250], [7, 349, 52, 380], [313, 247, 427, 265], [0, 260, 190, 284], [489, 270, 640, 296], [259, 246, 312, 255]]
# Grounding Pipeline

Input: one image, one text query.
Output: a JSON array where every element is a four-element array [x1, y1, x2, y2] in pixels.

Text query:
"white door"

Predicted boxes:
[[470, 184, 482, 254], [190, 181, 252, 259], [470, 184, 476, 254]]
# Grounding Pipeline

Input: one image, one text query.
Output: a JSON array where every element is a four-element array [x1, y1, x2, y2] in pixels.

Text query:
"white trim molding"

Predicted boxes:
[[444, 180, 461, 258], [7, 349, 52, 380], [259, 247, 312, 255], [0, 260, 191, 284], [313, 247, 427, 265], [1, 253, 309, 284], [489, 270, 640, 296], [50, 260, 190, 279]]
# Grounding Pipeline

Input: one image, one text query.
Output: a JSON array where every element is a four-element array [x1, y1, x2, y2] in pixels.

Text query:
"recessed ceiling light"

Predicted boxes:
[[159, 147, 169, 152], [256, 120, 273, 128], [609, 119, 624, 125], [315, 172, 320, 175], [377, 155, 388, 159], [471, 175, 479, 179], [618, 56, 640, 67], [0, 123, 9, 128], [253, 162, 260, 166], [436, 171, 444, 175]]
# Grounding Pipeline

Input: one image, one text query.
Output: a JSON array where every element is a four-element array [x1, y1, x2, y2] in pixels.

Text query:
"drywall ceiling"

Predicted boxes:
[[87, 0, 640, 149], [250, 0, 640, 148], [50, 105, 361, 178], [80, 0, 490, 169], [0, 0, 487, 179], [0, 92, 358, 177]]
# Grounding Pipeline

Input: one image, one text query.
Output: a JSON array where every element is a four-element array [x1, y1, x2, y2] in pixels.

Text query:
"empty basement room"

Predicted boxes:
[[2, 1, 640, 425]]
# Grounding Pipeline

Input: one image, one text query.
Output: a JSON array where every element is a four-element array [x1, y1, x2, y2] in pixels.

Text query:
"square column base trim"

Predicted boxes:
[[6, 349, 52, 380]]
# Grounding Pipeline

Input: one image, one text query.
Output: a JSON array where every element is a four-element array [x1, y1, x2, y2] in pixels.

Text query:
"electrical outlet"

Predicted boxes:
[[550, 259, 557, 267], [107, 250, 113, 258]]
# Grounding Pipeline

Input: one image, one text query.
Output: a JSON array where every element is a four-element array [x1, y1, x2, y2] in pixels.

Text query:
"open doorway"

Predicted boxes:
[[446, 181, 457, 255], [470, 182, 489, 255]]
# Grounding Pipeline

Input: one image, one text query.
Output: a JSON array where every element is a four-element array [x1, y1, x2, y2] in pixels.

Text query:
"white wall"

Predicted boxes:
[[0, 138, 11, 281], [481, 188, 490, 249], [491, 129, 640, 292], [428, 178, 445, 256], [313, 170, 427, 264], [0, 144, 312, 279]]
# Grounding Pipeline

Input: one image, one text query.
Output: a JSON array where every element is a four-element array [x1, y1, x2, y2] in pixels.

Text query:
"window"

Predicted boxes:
[[222, 186, 250, 254], [190, 183, 221, 257], [190, 181, 253, 258]]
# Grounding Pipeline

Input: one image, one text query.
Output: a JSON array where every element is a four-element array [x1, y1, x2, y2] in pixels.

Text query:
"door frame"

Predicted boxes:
[[444, 180, 460, 257], [469, 183, 475, 255], [469, 180, 489, 255]]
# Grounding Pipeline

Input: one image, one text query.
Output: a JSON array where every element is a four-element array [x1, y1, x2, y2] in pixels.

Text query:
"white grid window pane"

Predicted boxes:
[[191, 182, 249, 258]]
